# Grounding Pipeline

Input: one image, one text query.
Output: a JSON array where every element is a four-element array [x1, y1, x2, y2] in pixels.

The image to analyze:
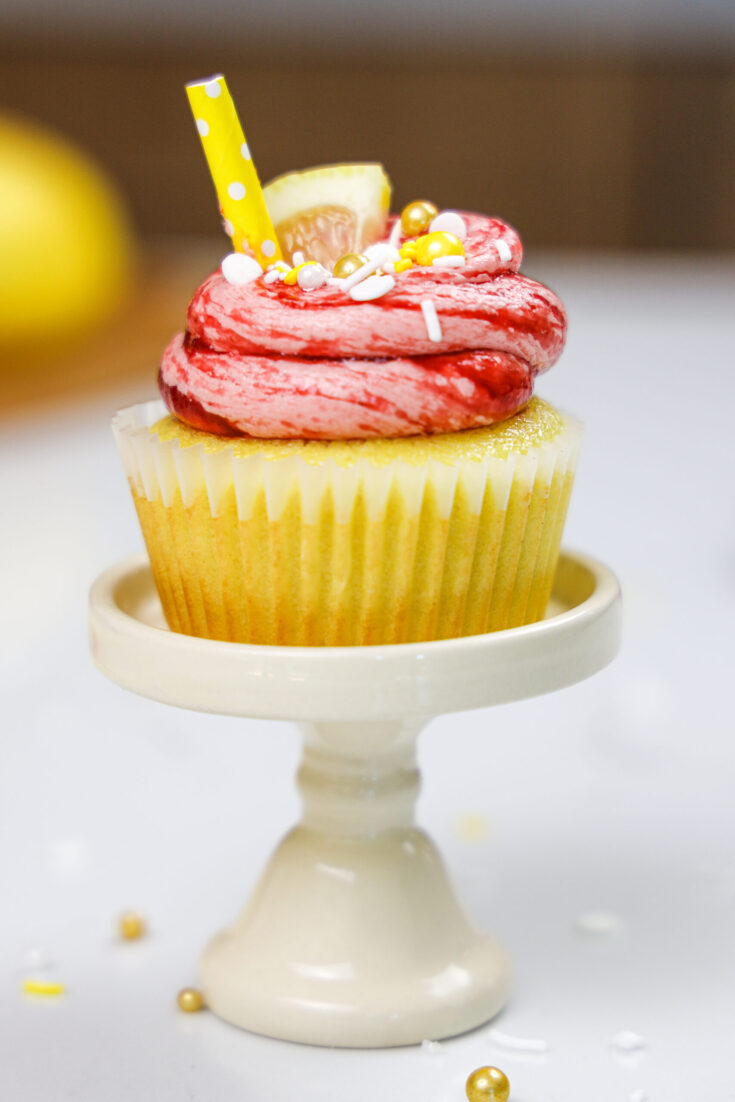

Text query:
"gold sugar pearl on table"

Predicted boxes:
[[466, 1066, 510, 1102], [177, 987, 205, 1013], [400, 199, 438, 237], [118, 911, 146, 940], [332, 252, 369, 279]]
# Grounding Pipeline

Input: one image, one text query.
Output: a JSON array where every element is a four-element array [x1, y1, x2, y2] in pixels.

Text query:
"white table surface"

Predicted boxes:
[[2, 253, 734, 1102]]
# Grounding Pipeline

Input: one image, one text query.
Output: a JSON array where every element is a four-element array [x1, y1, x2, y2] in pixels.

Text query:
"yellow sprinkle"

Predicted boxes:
[[399, 241, 418, 259], [119, 911, 146, 940], [394, 257, 414, 273], [23, 979, 66, 997], [177, 987, 205, 1013], [283, 261, 316, 285]]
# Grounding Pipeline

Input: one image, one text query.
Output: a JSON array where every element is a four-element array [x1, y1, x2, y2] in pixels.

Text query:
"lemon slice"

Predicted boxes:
[[263, 163, 391, 269]]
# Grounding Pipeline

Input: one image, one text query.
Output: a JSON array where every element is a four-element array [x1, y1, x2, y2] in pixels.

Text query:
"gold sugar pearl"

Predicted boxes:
[[332, 252, 369, 279], [177, 987, 205, 1013], [119, 911, 146, 940], [414, 230, 465, 266], [466, 1066, 510, 1102], [400, 199, 438, 237]]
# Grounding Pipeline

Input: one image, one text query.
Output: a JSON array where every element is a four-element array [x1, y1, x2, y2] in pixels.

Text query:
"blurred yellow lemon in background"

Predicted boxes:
[[0, 113, 135, 363]]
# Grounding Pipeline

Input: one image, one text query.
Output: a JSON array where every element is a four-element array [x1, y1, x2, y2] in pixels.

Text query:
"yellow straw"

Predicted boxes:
[[185, 74, 282, 267]]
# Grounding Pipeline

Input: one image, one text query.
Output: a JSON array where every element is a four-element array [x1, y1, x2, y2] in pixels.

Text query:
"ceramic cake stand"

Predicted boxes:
[[89, 549, 620, 1048]]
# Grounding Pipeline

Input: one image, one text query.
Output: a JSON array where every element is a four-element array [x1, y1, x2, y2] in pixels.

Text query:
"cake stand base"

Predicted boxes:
[[89, 550, 620, 1047]]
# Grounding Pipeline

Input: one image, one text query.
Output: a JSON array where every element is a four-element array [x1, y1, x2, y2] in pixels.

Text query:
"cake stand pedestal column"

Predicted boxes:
[[89, 550, 621, 1047]]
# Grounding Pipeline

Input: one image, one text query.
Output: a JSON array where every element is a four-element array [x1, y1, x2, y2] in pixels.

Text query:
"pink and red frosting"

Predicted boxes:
[[158, 213, 567, 439]]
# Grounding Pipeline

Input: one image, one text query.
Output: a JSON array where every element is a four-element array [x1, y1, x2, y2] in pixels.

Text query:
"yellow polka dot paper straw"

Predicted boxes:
[[185, 74, 282, 267]]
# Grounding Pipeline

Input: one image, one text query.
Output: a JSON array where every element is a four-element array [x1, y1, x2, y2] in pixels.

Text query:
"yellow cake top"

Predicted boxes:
[[151, 397, 566, 468]]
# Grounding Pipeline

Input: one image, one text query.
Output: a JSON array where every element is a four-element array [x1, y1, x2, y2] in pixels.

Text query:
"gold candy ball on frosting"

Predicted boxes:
[[466, 1066, 510, 1102], [400, 199, 439, 237], [332, 252, 369, 279], [177, 987, 205, 1013], [415, 231, 465, 266]]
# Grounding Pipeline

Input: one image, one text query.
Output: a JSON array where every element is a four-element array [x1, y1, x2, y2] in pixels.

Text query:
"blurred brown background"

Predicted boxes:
[[1, 1, 734, 412]]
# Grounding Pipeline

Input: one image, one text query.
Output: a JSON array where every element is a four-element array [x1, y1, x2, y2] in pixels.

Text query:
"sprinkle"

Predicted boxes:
[[195, 118, 209, 137], [349, 273, 395, 301], [291, 250, 305, 266], [629, 1092, 649, 1102], [429, 211, 467, 240], [264, 269, 283, 284], [338, 250, 390, 292], [221, 253, 263, 285], [389, 219, 403, 249], [421, 1039, 443, 1055], [575, 910, 624, 937], [23, 979, 65, 997], [488, 1027, 549, 1054], [432, 255, 465, 269], [496, 239, 513, 263], [297, 263, 329, 290], [420, 298, 442, 342], [610, 1030, 648, 1053], [261, 238, 276, 258], [400, 241, 418, 259], [363, 242, 400, 266], [227, 181, 246, 201], [394, 258, 413, 273], [23, 947, 54, 971]]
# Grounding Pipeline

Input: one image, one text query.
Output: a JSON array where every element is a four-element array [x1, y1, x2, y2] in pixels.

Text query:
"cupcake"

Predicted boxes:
[[115, 127, 580, 646]]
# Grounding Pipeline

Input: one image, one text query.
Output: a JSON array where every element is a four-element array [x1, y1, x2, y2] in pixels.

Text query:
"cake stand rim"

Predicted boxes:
[[88, 549, 621, 720]]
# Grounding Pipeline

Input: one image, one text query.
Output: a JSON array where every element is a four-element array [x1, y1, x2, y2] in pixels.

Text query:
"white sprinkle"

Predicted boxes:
[[227, 182, 246, 201], [261, 239, 276, 258], [429, 211, 467, 240], [204, 79, 221, 98], [291, 250, 305, 266], [496, 239, 513, 263], [421, 1039, 443, 1056], [195, 118, 209, 137], [222, 218, 235, 237], [268, 260, 290, 272], [363, 242, 400, 266], [432, 255, 465, 269], [611, 1030, 648, 1053], [389, 219, 403, 249], [349, 273, 395, 302], [24, 947, 54, 971], [264, 269, 283, 284], [241, 141, 251, 159], [488, 1027, 549, 1054], [420, 298, 442, 342], [575, 910, 624, 937], [629, 1092, 649, 1102], [221, 252, 263, 285], [298, 264, 329, 291], [338, 252, 387, 292]]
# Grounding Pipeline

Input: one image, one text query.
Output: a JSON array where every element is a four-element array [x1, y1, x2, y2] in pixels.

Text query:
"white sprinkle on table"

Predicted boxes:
[[420, 298, 443, 342], [611, 1030, 648, 1053], [575, 910, 624, 937], [488, 1027, 549, 1053]]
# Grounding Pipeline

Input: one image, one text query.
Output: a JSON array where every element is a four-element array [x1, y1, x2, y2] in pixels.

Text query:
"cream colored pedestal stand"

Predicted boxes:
[[89, 550, 620, 1048]]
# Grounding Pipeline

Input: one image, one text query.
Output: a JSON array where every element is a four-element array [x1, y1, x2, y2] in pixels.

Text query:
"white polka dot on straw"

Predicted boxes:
[[420, 298, 442, 342], [261, 239, 276, 257], [228, 182, 246, 201], [241, 142, 251, 160], [196, 119, 209, 136], [204, 80, 221, 98]]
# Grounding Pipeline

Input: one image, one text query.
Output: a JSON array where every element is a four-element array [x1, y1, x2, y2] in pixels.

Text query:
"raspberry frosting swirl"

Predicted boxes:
[[159, 213, 567, 439]]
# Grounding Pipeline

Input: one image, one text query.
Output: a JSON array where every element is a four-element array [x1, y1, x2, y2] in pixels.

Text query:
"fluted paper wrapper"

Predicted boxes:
[[114, 400, 581, 646]]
